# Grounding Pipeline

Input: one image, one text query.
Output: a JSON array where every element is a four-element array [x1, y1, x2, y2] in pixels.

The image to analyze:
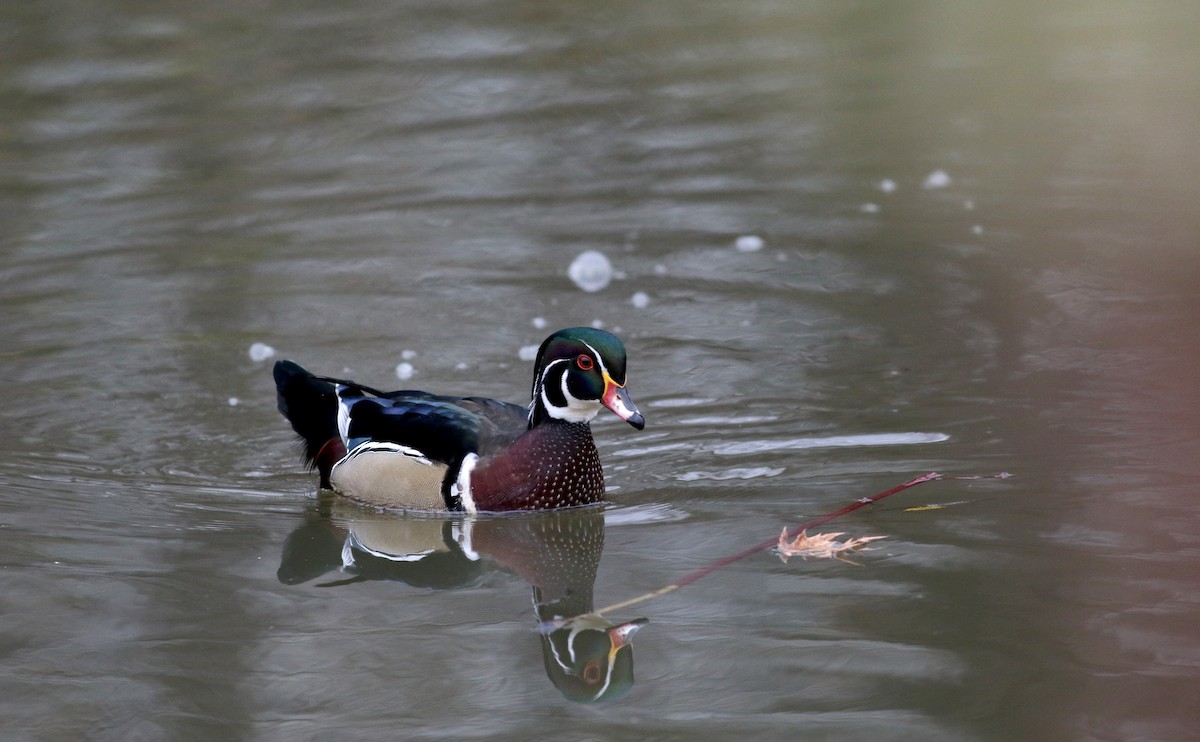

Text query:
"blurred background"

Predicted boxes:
[[2, 1, 1198, 739]]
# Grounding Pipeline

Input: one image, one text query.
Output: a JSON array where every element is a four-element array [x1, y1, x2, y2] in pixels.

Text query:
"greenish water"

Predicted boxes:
[[2, 1, 1198, 740]]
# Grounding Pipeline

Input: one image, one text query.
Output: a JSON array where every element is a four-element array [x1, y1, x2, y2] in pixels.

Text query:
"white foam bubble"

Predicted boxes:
[[401, 349, 417, 360], [568, 250, 613, 292], [923, 170, 952, 189], [227, 397, 239, 406], [248, 342, 275, 362], [517, 345, 539, 361], [880, 178, 897, 193], [531, 316, 547, 329], [631, 291, 650, 309], [735, 234, 764, 252], [395, 362, 415, 380], [860, 202, 880, 213]]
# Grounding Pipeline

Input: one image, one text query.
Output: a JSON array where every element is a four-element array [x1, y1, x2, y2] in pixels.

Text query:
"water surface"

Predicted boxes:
[[2, 1, 1198, 740]]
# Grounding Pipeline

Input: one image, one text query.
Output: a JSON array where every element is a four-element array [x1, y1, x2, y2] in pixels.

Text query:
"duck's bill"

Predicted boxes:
[[608, 617, 649, 650], [601, 376, 645, 430]]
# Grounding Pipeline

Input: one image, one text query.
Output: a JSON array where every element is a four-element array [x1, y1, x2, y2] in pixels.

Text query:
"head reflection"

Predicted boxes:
[[277, 498, 643, 702]]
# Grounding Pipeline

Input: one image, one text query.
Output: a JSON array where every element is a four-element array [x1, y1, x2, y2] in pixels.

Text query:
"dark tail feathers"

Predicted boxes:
[[273, 360, 346, 486]]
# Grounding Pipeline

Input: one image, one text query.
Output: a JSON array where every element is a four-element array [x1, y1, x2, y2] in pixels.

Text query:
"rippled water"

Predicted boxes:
[[3, 1, 1199, 740]]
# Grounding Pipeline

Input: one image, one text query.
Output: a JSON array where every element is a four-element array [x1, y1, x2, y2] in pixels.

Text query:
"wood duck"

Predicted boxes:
[[273, 327, 645, 512]]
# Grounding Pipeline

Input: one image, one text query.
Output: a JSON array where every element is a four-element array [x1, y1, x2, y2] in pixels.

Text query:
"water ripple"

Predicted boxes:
[[604, 502, 690, 526], [675, 467, 785, 481], [712, 432, 950, 456]]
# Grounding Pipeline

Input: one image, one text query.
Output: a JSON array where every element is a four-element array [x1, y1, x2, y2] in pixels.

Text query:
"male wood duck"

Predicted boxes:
[[273, 327, 645, 512]]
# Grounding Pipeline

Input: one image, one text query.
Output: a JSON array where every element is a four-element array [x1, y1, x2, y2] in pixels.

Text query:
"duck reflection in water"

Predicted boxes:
[[277, 497, 646, 702]]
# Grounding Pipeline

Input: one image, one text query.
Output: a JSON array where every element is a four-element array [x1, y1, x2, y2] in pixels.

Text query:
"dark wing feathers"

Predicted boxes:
[[345, 394, 526, 465], [276, 360, 529, 469]]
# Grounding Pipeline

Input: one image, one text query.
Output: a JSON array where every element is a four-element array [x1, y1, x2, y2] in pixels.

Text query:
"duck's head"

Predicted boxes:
[[529, 327, 645, 430], [540, 615, 647, 703]]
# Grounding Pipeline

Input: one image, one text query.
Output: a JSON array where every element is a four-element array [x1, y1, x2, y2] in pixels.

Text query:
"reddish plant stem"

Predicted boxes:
[[573, 471, 1008, 621], [677, 471, 943, 590]]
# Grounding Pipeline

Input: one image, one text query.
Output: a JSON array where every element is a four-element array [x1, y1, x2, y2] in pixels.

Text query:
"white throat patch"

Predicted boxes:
[[538, 358, 601, 424]]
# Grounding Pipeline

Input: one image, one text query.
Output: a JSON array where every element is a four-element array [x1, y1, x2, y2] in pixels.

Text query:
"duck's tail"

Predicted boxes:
[[273, 360, 347, 487]]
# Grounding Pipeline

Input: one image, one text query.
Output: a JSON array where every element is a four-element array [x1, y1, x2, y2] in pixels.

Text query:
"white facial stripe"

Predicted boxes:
[[539, 357, 601, 423], [566, 625, 580, 662], [565, 622, 619, 700], [592, 648, 618, 700], [538, 359, 567, 418], [580, 341, 613, 383], [530, 592, 569, 671], [559, 369, 575, 406], [540, 358, 570, 386]]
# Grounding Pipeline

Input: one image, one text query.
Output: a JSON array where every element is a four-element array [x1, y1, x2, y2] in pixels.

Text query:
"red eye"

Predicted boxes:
[[576, 355, 594, 371], [582, 660, 602, 684]]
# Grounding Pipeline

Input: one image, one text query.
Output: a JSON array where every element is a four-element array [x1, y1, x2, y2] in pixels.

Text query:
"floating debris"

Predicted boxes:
[[568, 250, 613, 292], [775, 528, 887, 564]]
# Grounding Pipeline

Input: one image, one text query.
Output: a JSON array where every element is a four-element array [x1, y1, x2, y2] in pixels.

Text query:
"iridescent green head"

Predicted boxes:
[[529, 327, 644, 430]]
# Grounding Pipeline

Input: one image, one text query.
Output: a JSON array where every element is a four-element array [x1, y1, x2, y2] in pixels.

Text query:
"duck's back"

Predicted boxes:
[[274, 360, 529, 509]]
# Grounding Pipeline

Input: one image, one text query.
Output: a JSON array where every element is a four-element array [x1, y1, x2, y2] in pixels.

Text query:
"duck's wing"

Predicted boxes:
[[275, 361, 527, 486], [339, 390, 528, 465]]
